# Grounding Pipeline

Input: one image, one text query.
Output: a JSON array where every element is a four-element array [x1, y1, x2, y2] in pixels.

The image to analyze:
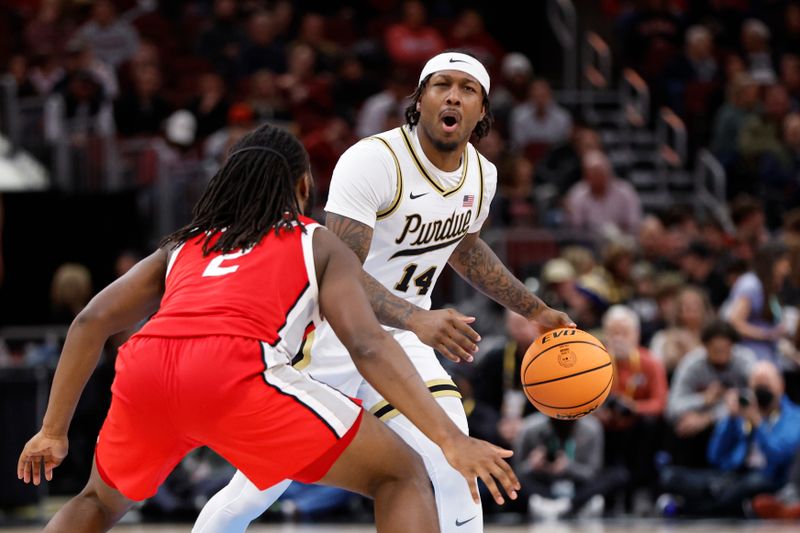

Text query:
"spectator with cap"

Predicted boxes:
[[539, 257, 579, 315], [564, 150, 643, 237], [490, 51, 533, 138], [203, 102, 257, 168]]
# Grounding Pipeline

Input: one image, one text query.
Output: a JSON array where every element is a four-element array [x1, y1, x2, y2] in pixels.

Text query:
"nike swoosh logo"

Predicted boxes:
[[449, 58, 469, 64], [455, 516, 477, 527], [409, 192, 429, 199]]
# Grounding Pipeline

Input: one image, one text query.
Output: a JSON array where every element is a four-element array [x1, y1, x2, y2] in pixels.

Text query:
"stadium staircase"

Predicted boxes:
[[547, 0, 734, 232]]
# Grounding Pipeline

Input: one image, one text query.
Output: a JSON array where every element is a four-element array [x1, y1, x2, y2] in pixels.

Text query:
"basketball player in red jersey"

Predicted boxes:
[[17, 123, 519, 533]]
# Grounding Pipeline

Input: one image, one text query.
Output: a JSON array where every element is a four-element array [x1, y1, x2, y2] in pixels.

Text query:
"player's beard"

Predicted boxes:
[[420, 120, 461, 153]]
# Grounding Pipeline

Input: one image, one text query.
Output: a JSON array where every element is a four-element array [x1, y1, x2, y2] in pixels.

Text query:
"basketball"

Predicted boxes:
[[521, 327, 613, 419]]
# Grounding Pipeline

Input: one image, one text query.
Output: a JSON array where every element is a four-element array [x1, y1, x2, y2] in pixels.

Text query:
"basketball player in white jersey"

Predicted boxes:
[[194, 51, 574, 533]]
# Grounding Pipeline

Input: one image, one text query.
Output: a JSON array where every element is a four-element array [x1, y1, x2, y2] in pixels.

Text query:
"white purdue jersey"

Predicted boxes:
[[304, 125, 497, 391]]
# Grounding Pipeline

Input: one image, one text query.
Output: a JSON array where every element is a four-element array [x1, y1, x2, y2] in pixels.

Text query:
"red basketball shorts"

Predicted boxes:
[[95, 335, 363, 501]]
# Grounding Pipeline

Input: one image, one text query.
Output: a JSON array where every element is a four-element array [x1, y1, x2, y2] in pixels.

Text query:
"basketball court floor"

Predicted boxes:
[[3, 520, 800, 532]]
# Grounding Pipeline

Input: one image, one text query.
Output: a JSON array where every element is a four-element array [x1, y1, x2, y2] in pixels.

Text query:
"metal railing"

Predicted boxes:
[[547, 0, 578, 92], [581, 31, 613, 123], [694, 149, 735, 233]]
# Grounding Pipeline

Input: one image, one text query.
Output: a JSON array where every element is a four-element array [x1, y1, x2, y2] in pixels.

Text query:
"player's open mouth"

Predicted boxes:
[[440, 111, 460, 133]]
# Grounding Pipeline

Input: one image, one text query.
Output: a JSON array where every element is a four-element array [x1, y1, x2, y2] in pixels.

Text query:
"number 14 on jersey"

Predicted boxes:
[[394, 263, 436, 295]]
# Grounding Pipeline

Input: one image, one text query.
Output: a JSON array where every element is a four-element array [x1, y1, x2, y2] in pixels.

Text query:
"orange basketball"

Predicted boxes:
[[521, 327, 613, 419]]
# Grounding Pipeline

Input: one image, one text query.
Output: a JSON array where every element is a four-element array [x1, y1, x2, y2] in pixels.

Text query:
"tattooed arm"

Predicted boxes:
[[449, 232, 574, 329], [326, 213, 480, 362]]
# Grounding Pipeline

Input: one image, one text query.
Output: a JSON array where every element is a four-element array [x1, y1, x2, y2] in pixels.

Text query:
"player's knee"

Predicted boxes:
[[366, 446, 430, 498], [75, 484, 131, 528]]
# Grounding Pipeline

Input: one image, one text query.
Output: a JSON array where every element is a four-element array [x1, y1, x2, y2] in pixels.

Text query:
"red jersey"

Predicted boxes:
[[136, 217, 321, 367]]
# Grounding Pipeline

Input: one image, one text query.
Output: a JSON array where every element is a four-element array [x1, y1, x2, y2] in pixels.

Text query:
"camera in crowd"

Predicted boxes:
[[738, 388, 753, 408]]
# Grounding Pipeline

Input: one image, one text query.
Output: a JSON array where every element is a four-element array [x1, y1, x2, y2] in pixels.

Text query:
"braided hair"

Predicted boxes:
[[162, 123, 310, 255], [404, 51, 494, 141]]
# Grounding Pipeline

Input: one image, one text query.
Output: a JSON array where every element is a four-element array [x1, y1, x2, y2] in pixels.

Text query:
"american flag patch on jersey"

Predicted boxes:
[[462, 194, 475, 207]]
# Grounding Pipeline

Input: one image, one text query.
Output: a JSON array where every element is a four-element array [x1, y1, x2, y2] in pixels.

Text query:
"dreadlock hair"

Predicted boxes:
[[404, 50, 494, 141], [162, 122, 310, 255]]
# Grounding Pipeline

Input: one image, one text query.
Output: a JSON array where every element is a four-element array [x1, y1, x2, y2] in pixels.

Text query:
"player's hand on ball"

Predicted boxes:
[[18, 431, 68, 485], [532, 307, 576, 334], [441, 435, 520, 505], [409, 308, 481, 363]]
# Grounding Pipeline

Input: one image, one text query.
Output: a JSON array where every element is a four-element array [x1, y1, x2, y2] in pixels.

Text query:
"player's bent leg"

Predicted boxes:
[[385, 396, 484, 533], [316, 410, 439, 533], [192, 472, 291, 533], [44, 455, 134, 533]]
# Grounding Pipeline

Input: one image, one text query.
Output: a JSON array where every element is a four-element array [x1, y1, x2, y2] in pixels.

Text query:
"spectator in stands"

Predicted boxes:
[[780, 54, 800, 107], [29, 48, 64, 96], [758, 112, 800, 228], [599, 238, 637, 305], [650, 285, 712, 377], [447, 8, 505, 76], [564, 150, 642, 237], [355, 67, 415, 138], [244, 69, 293, 129], [197, 0, 245, 85], [113, 63, 171, 138], [596, 305, 667, 508], [538, 257, 579, 315], [331, 53, 382, 126], [729, 195, 770, 260], [302, 116, 358, 206], [537, 124, 603, 198], [722, 239, 793, 366], [516, 414, 628, 520], [737, 83, 792, 195], [384, 0, 445, 69], [203, 102, 257, 168], [741, 18, 777, 84], [294, 12, 341, 73], [572, 271, 612, 337], [678, 240, 730, 308], [491, 154, 538, 228], [665, 25, 723, 150], [61, 36, 118, 100], [74, 0, 140, 70], [6, 54, 36, 98], [509, 78, 572, 161], [240, 9, 287, 77], [275, 42, 333, 135], [24, 0, 75, 58], [666, 320, 756, 468], [658, 361, 800, 517], [187, 72, 229, 141], [50, 262, 92, 324], [490, 52, 533, 138], [710, 73, 760, 168], [473, 310, 540, 449], [45, 68, 113, 146]]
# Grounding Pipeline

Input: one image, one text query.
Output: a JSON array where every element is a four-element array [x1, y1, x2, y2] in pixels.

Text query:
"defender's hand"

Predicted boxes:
[[18, 431, 68, 485], [441, 434, 520, 505], [409, 309, 481, 363]]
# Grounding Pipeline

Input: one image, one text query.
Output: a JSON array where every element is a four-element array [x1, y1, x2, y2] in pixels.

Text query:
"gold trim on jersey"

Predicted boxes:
[[475, 146, 485, 218], [292, 330, 314, 370], [370, 136, 403, 220], [400, 126, 468, 197], [369, 378, 462, 422]]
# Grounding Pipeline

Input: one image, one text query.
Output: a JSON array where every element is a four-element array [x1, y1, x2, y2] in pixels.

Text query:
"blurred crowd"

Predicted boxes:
[[4, 0, 800, 525]]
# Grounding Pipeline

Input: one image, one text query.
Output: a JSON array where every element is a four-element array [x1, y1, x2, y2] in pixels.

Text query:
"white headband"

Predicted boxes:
[[419, 52, 491, 95]]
